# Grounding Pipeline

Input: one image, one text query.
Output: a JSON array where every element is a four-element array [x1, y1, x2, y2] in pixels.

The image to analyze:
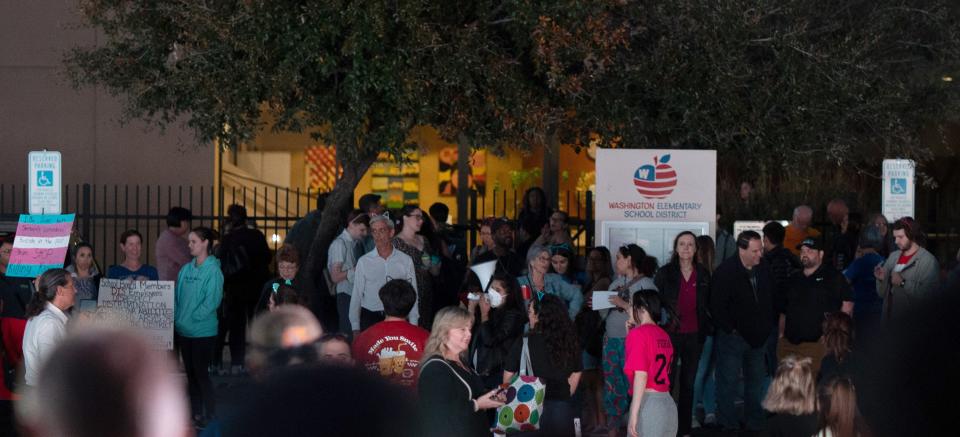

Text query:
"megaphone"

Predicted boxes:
[[470, 260, 497, 293]]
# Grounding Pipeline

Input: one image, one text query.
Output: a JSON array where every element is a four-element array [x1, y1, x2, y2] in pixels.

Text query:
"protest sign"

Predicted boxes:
[[96, 279, 175, 350], [6, 213, 75, 277]]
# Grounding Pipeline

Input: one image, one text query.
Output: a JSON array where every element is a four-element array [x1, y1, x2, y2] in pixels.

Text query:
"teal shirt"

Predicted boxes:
[[175, 255, 224, 338], [517, 273, 584, 319]]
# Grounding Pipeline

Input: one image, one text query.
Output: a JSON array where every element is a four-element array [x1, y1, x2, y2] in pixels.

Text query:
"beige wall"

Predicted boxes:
[[0, 1, 214, 189]]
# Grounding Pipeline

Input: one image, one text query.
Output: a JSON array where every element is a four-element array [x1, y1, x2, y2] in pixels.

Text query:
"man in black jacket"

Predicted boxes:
[[761, 221, 801, 375], [710, 230, 774, 433]]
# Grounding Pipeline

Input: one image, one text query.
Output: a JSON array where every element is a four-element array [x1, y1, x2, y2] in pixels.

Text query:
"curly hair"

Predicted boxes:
[[531, 294, 579, 369]]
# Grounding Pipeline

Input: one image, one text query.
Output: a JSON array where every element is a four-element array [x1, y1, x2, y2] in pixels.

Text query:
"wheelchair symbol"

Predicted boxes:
[[36, 171, 53, 187], [890, 178, 907, 195]]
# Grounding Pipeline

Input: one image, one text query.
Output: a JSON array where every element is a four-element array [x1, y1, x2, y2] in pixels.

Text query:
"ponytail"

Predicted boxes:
[[25, 268, 71, 318]]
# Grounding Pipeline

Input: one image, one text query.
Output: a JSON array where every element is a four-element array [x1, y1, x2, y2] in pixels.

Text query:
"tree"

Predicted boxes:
[[65, 1, 439, 299], [534, 0, 960, 192]]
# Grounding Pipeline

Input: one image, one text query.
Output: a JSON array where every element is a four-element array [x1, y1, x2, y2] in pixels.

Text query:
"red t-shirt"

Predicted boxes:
[[623, 324, 674, 394], [677, 269, 698, 334], [352, 320, 430, 390]]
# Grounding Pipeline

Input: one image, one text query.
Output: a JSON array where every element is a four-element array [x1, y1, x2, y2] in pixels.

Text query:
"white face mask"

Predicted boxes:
[[486, 291, 504, 308]]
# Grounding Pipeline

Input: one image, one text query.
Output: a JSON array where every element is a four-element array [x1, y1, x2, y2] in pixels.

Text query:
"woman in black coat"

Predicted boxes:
[[419, 307, 505, 437], [654, 231, 713, 437], [467, 273, 527, 389]]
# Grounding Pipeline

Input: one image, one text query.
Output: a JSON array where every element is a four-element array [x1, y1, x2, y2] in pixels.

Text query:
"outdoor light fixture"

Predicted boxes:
[[943, 75, 954, 82]]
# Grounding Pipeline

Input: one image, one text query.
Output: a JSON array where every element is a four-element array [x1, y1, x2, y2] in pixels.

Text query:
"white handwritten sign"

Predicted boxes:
[[96, 279, 175, 350]]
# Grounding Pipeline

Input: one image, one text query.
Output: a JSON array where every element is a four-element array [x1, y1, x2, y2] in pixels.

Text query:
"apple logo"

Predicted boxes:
[[633, 154, 677, 199]]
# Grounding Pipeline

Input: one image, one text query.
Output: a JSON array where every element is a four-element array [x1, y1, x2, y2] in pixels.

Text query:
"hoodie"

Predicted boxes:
[[175, 255, 224, 338]]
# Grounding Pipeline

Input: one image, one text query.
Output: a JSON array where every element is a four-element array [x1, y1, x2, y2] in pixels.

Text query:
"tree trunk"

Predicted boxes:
[[299, 151, 378, 311]]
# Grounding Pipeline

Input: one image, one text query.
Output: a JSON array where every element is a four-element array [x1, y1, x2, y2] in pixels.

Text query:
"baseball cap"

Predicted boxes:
[[491, 218, 515, 233], [796, 237, 823, 251]]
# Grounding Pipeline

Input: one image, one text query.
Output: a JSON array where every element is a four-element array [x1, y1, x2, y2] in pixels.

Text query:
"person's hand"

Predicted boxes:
[[468, 296, 479, 312], [627, 416, 639, 437], [541, 223, 551, 237], [891, 271, 904, 287], [625, 319, 636, 332], [609, 295, 628, 310], [586, 292, 595, 310], [476, 388, 506, 410], [873, 264, 885, 281], [479, 294, 491, 318]]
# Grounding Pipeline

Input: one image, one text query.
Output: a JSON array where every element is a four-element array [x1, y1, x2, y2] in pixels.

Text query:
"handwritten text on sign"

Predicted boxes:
[[6, 214, 75, 277], [97, 279, 175, 350]]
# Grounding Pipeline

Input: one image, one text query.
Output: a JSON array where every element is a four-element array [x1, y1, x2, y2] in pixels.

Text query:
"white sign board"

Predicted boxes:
[[596, 149, 717, 262], [882, 159, 915, 222], [28, 151, 62, 214], [602, 221, 709, 266], [733, 220, 789, 241], [96, 279, 175, 350]]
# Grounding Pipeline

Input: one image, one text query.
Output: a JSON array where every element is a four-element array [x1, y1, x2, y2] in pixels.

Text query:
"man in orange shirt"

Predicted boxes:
[[783, 205, 820, 256]]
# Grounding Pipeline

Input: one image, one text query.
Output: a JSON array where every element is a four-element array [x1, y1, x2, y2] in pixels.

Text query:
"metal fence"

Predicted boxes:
[[465, 189, 595, 253], [0, 183, 321, 270]]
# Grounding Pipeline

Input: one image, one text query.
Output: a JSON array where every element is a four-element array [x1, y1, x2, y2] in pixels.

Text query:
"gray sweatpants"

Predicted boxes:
[[636, 391, 678, 437]]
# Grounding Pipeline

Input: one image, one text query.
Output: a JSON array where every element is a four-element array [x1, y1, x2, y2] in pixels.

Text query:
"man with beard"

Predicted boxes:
[[873, 217, 939, 322], [471, 218, 525, 277], [776, 237, 853, 374]]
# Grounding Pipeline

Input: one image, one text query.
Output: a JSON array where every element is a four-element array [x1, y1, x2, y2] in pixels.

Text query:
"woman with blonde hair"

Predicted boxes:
[[418, 307, 504, 437], [761, 355, 818, 437]]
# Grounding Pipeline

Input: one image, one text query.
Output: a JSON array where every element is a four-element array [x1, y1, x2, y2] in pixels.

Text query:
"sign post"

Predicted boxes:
[[28, 150, 62, 215], [882, 159, 915, 222]]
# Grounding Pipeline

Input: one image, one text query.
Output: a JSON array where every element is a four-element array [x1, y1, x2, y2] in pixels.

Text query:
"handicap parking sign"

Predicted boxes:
[[36, 170, 54, 187], [890, 178, 907, 195]]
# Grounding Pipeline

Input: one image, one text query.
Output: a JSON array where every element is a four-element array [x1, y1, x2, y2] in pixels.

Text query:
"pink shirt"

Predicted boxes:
[[624, 324, 674, 394], [156, 229, 191, 281], [678, 269, 698, 334]]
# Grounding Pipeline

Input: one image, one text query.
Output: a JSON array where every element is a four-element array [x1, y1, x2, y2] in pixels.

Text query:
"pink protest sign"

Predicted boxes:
[[6, 214, 75, 277]]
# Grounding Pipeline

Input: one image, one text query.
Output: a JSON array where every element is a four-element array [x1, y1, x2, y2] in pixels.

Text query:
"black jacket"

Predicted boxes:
[[709, 256, 775, 348], [468, 306, 526, 376], [654, 262, 714, 341]]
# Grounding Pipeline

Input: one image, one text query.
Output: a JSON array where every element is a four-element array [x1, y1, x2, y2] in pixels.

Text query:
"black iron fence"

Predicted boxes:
[[0, 183, 320, 270], [465, 188, 595, 254]]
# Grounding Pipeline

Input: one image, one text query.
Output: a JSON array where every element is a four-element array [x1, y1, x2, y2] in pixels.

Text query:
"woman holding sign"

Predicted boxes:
[[175, 227, 223, 428]]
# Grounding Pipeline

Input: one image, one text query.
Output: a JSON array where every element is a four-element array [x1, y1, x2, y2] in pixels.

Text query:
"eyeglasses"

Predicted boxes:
[[406, 213, 423, 220]]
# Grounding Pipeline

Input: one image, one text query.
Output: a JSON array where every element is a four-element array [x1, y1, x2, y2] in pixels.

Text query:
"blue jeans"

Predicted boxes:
[[716, 331, 766, 431], [693, 336, 717, 416]]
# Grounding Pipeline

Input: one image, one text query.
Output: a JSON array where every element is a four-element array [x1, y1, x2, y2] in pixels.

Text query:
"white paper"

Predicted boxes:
[[592, 291, 618, 311]]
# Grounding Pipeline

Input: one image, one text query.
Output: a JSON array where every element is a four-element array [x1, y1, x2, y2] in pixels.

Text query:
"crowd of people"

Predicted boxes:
[[0, 186, 958, 437]]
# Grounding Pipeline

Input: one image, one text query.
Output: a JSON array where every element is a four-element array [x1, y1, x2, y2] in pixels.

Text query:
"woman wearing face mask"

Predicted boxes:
[[65, 242, 101, 304], [517, 247, 583, 320], [467, 273, 527, 389]]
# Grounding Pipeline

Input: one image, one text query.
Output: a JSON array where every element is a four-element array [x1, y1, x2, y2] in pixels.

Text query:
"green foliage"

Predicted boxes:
[[65, 0, 960, 185], [534, 0, 960, 181]]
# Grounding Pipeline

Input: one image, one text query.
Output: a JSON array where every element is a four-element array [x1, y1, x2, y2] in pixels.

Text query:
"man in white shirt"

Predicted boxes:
[[328, 209, 370, 336], [350, 214, 418, 335]]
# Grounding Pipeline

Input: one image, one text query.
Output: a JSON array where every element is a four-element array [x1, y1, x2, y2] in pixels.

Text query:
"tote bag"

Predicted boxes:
[[493, 337, 546, 434]]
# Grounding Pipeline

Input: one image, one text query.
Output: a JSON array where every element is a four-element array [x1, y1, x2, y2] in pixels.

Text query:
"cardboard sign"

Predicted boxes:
[[96, 279, 175, 350], [6, 214, 75, 277], [733, 220, 789, 241]]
